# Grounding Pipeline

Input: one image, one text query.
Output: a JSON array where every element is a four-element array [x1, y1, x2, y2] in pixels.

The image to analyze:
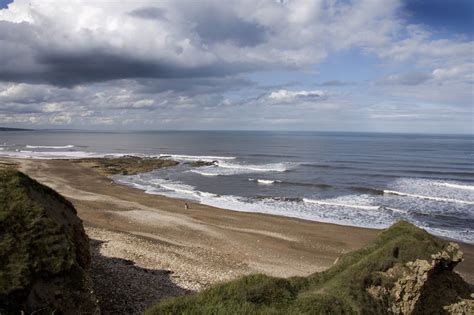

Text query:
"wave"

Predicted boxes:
[[278, 181, 332, 189], [302, 198, 380, 210], [0, 150, 130, 160], [383, 190, 474, 205], [248, 153, 298, 158], [249, 179, 334, 189], [349, 186, 385, 195], [217, 161, 294, 173], [302, 163, 474, 178], [248, 178, 282, 185], [437, 182, 474, 191], [301, 163, 336, 169], [254, 196, 304, 202], [189, 161, 296, 176], [157, 154, 235, 162], [25, 144, 75, 149], [113, 175, 473, 243], [189, 169, 219, 176]]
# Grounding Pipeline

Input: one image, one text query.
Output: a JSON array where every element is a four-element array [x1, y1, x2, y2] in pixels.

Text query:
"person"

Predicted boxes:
[[184, 202, 189, 210]]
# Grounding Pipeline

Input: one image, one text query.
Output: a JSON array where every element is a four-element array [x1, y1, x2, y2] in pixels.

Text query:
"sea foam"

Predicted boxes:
[[25, 144, 75, 149]]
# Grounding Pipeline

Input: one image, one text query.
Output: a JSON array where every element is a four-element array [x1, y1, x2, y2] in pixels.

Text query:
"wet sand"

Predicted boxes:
[[7, 158, 474, 313]]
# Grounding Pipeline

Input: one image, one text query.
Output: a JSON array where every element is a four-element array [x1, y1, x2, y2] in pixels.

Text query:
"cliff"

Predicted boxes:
[[0, 169, 98, 314]]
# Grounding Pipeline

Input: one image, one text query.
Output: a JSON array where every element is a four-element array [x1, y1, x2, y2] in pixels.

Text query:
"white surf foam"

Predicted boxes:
[[437, 182, 474, 191], [248, 178, 281, 185], [25, 144, 75, 149], [218, 161, 293, 173], [188, 161, 296, 176], [157, 154, 235, 162], [189, 169, 220, 176], [0, 149, 130, 160], [386, 178, 474, 205], [113, 175, 473, 243], [302, 198, 380, 210], [383, 190, 474, 205]]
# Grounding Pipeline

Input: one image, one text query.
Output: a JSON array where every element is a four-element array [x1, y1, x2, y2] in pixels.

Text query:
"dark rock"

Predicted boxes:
[[187, 160, 217, 167]]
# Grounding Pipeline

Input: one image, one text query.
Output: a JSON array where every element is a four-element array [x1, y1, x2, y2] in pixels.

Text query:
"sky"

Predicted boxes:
[[0, 0, 472, 133]]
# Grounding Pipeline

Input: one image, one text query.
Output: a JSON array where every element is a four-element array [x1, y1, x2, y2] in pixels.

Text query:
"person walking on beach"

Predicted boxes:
[[184, 202, 189, 210]]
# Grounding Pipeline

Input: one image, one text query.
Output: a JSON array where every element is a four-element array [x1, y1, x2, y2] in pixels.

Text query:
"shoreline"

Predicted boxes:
[[4, 157, 474, 312]]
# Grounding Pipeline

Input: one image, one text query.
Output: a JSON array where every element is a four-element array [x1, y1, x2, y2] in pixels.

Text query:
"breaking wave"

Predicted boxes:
[[157, 154, 235, 162], [383, 190, 474, 205], [25, 144, 75, 149], [437, 182, 474, 191], [189, 161, 296, 176], [248, 178, 282, 185]]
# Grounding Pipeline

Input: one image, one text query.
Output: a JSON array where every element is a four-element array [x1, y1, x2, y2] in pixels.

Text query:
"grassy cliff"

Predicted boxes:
[[147, 221, 472, 314], [0, 169, 98, 313]]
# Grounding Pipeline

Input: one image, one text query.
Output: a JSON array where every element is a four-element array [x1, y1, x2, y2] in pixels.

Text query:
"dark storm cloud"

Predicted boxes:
[[0, 103, 43, 114], [135, 77, 256, 96], [0, 46, 255, 87], [190, 5, 267, 47], [0, 16, 263, 87]]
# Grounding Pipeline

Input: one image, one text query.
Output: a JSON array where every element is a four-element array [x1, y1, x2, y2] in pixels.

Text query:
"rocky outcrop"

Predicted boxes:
[[369, 242, 472, 314], [72, 156, 179, 175], [186, 160, 218, 167], [0, 170, 99, 314]]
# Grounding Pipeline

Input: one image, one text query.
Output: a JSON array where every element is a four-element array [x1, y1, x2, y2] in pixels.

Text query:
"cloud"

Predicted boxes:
[[268, 89, 327, 102], [0, 0, 411, 86], [318, 80, 353, 86], [432, 63, 474, 82], [129, 7, 167, 20], [0, 0, 472, 133], [380, 72, 432, 86]]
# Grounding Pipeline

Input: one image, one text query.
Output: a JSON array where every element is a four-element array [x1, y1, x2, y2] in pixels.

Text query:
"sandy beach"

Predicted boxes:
[[6, 158, 474, 313]]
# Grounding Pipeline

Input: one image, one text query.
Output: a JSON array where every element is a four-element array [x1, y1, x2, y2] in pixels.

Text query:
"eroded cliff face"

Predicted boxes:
[[368, 242, 472, 314], [0, 169, 99, 314]]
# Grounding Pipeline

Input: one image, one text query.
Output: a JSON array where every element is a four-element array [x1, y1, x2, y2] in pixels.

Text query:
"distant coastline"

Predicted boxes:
[[0, 127, 32, 131]]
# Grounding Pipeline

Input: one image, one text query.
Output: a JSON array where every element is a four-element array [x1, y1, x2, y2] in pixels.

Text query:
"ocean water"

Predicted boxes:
[[1, 130, 473, 243]]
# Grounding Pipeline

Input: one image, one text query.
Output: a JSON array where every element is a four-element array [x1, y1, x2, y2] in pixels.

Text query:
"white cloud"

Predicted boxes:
[[50, 113, 72, 125], [42, 102, 65, 113], [268, 89, 326, 102], [432, 63, 474, 82]]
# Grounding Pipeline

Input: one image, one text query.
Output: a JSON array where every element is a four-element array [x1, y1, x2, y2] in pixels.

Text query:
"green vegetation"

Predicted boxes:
[[72, 156, 179, 175], [0, 169, 96, 313], [147, 221, 465, 315]]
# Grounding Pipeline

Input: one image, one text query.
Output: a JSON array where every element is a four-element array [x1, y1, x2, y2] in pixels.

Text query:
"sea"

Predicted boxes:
[[1, 130, 473, 243]]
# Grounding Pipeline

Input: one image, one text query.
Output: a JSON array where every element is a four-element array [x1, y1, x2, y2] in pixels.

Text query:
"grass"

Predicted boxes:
[[0, 169, 87, 313], [146, 221, 450, 315]]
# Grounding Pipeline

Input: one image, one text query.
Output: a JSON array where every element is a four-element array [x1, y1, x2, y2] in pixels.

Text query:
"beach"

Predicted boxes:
[[4, 157, 474, 313]]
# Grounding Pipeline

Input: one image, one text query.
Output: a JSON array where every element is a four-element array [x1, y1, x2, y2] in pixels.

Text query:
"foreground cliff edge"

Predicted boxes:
[[147, 229, 474, 313], [0, 169, 99, 313], [0, 169, 473, 314]]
